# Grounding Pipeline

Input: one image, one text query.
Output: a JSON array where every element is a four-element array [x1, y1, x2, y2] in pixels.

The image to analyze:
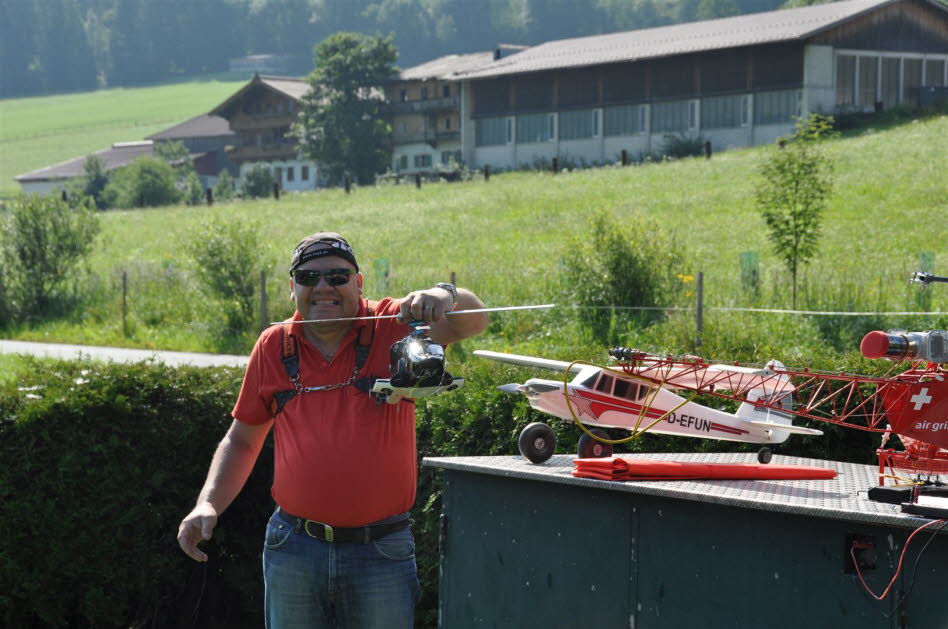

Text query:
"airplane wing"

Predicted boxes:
[[744, 419, 823, 436], [473, 350, 586, 374]]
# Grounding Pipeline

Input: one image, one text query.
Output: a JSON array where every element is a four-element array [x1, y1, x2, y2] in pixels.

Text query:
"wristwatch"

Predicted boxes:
[[435, 282, 458, 306]]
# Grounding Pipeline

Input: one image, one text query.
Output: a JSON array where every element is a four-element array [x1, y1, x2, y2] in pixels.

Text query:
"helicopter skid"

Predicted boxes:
[[371, 377, 465, 402]]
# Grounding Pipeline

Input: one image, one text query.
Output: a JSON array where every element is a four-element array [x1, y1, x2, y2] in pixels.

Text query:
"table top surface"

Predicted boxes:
[[423, 452, 947, 530]]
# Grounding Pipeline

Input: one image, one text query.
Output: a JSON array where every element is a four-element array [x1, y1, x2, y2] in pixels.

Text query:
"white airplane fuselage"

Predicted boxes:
[[521, 367, 793, 445]]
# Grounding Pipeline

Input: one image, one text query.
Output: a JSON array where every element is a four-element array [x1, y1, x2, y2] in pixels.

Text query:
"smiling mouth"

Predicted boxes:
[[310, 300, 340, 306]]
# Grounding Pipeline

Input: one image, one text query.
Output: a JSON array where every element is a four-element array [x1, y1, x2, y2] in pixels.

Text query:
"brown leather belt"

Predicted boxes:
[[277, 507, 410, 544]]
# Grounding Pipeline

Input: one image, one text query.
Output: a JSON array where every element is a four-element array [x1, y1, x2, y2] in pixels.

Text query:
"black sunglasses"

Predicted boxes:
[[292, 268, 354, 287]]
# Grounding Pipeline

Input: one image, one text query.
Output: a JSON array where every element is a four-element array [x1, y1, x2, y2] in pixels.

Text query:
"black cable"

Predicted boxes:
[[883, 519, 948, 619]]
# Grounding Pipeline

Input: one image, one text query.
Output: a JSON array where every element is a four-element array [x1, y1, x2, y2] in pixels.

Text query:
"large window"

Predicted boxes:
[[604, 104, 646, 136], [903, 59, 923, 106], [925, 59, 946, 86], [651, 100, 691, 133], [701, 94, 748, 129], [559, 109, 597, 140], [881, 57, 900, 110], [836, 55, 856, 107], [858, 56, 878, 108], [414, 154, 432, 168], [755, 90, 800, 125], [516, 113, 554, 143], [475, 116, 508, 146]]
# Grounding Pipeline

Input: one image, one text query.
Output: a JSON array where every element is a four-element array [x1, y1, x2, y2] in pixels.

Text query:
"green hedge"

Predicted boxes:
[[0, 350, 879, 628], [0, 359, 266, 628]]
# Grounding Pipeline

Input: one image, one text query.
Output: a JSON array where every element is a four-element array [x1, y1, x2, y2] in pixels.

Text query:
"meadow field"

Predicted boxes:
[[0, 78, 247, 199], [3, 111, 946, 364]]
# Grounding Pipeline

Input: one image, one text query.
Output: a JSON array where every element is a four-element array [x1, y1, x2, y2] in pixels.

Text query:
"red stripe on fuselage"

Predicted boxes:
[[575, 389, 666, 419], [709, 422, 749, 436]]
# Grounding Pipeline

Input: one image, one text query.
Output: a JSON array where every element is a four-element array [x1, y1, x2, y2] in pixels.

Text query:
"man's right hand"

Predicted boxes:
[[177, 503, 219, 562]]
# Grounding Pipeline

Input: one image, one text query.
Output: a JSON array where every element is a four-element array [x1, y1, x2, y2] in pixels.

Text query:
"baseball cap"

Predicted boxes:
[[289, 232, 359, 272]]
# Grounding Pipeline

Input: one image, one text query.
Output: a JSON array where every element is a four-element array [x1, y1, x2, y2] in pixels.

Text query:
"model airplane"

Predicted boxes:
[[474, 349, 823, 464]]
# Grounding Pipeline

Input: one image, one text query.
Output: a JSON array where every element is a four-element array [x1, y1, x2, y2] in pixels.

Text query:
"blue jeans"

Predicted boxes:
[[262, 508, 420, 629]]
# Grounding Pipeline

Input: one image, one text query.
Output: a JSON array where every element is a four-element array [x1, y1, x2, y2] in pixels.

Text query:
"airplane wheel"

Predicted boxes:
[[518, 422, 556, 464], [577, 429, 612, 459], [758, 447, 773, 464]]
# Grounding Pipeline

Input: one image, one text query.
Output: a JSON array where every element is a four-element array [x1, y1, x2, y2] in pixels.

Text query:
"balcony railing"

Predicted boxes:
[[227, 143, 298, 161], [391, 130, 460, 147], [389, 96, 460, 114]]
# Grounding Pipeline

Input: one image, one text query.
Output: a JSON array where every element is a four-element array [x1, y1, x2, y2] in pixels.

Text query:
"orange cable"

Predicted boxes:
[[851, 518, 945, 600]]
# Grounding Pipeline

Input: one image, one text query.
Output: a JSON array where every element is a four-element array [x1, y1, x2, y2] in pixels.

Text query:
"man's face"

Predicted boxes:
[[290, 249, 363, 322]]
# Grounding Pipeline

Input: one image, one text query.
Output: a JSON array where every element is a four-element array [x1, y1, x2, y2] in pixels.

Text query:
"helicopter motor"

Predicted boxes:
[[389, 328, 453, 388]]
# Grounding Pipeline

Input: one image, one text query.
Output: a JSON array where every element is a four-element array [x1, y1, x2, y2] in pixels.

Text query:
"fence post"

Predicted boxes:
[[206, 188, 213, 206], [344, 175, 351, 194], [122, 270, 128, 338], [374, 258, 390, 296], [621, 149, 628, 166], [450, 271, 456, 286], [695, 271, 704, 351], [484, 164, 490, 181], [272, 182, 280, 200], [552, 157, 558, 174], [260, 270, 268, 331], [704, 141, 712, 159], [415, 174, 422, 189]]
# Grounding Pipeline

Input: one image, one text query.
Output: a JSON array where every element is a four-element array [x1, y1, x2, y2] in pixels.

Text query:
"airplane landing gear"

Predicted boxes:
[[519, 422, 556, 463], [757, 447, 773, 464], [577, 429, 612, 458]]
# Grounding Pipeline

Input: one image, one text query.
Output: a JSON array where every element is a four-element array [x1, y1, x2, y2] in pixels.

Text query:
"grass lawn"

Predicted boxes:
[[0, 78, 247, 198], [2, 104, 945, 356]]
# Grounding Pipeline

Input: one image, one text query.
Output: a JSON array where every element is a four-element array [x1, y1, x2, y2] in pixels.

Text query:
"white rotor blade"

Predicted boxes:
[[271, 303, 554, 325]]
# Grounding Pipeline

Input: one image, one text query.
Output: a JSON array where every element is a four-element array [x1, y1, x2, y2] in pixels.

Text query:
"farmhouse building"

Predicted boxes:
[[208, 73, 320, 191], [145, 114, 238, 188], [450, 0, 948, 170], [14, 114, 234, 196], [385, 47, 525, 175]]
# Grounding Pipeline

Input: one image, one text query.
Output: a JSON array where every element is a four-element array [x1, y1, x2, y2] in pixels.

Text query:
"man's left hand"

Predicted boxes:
[[399, 287, 454, 324]]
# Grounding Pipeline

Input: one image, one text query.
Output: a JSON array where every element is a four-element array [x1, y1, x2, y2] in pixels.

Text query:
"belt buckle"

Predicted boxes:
[[305, 520, 334, 543]]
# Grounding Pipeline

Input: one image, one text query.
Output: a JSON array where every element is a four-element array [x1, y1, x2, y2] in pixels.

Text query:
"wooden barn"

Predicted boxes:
[[454, 0, 948, 170]]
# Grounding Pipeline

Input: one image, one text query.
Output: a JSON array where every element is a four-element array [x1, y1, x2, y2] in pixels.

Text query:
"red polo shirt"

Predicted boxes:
[[232, 298, 417, 526]]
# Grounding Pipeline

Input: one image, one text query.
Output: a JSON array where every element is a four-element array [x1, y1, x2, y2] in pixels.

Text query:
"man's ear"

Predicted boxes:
[[357, 273, 364, 291], [289, 278, 295, 300]]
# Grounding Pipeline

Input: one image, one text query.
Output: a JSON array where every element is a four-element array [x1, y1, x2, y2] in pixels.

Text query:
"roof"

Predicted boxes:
[[396, 51, 499, 81], [458, 0, 921, 79], [147, 114, 234, 140], [15, 141, 156, 182], [209, 73, 310, 117]]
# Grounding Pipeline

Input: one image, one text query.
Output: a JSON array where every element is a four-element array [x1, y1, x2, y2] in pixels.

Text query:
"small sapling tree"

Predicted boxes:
[[755, 113, 836, 308]]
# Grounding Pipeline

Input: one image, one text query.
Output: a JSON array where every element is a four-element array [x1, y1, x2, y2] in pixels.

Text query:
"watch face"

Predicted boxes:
[[437, 283, 457, 302]]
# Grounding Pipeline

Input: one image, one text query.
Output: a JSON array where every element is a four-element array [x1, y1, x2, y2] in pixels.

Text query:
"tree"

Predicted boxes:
[[755, 114, 836, 308], [561, 209, 688, 343], [0, 194, 100, 319], [293, 32, 398, 185], [184, 216, 263, 337], [81, 155, 109, 209], [239, 163, 275, 199], [213, 170, 237, 202], [103, 156, 181, 208]]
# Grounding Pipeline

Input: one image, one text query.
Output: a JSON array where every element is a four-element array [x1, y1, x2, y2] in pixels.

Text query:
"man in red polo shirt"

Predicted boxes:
[[177, 233, 488, 628]]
